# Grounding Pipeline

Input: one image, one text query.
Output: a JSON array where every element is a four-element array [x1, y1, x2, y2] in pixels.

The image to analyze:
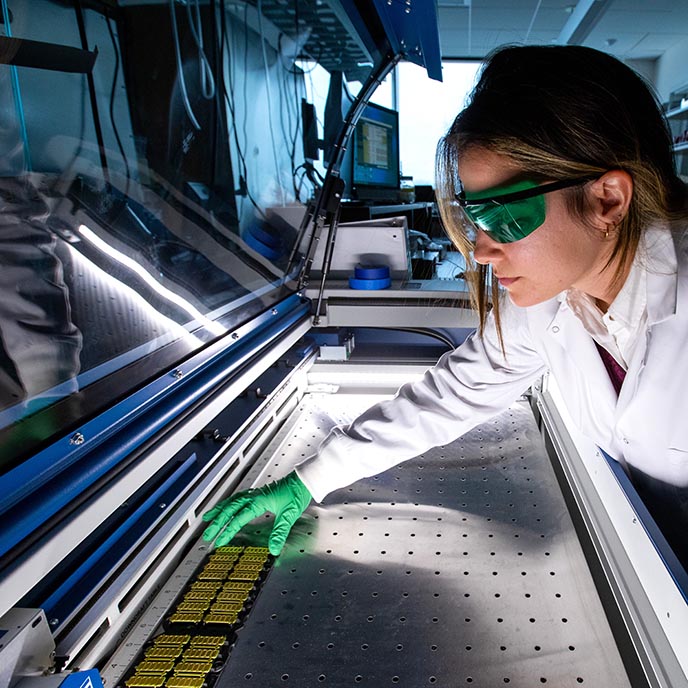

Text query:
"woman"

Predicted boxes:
[[203, 45, 688, 566]]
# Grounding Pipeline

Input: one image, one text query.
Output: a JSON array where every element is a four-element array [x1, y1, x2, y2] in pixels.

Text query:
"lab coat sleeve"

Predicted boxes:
[[296, 299, 547, 502]]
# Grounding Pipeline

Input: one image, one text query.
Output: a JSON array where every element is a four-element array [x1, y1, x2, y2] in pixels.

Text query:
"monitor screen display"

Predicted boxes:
[[352, 102, 400, 191]]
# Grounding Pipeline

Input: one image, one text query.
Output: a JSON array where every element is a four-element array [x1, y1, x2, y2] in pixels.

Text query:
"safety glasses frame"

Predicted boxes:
[[456, 176, 596, 207], [454, 176, 597, 244]]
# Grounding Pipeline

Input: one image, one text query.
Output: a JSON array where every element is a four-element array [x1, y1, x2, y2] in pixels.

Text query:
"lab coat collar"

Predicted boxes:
[[548, 296, 611, 379], [546, 295, 619, 439], [533, 224, 681, 342], [644, 225, 679, 326], [531, 226, 683, 449], [546, 225, 679, 329]]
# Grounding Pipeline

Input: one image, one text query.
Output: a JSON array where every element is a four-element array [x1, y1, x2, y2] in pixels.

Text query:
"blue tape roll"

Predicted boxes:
[[354, 264, 390, 280], [348, 276, 391, 290], [249, 222, 281, 248], [245, 231, 282, 259]]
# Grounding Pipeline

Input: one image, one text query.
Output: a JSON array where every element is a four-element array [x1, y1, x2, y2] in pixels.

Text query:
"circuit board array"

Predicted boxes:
[[123, 545, 272, 688]]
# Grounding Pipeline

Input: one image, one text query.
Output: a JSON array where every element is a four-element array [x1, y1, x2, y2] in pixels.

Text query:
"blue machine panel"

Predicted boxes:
[[59, 669, 104, 688], [371, 0, 443, 81]]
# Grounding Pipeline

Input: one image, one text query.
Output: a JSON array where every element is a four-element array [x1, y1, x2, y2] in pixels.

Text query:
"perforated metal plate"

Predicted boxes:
[[217, 394, 631, 687]]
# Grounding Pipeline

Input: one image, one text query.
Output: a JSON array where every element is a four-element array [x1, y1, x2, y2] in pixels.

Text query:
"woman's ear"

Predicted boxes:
[[587, 170, 633, 229]]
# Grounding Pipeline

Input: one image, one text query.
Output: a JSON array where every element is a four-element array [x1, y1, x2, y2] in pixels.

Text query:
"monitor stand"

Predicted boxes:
[[355, 187, 400, 204]]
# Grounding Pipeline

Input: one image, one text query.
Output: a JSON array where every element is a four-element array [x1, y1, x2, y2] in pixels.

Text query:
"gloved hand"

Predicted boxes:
[[202, 471, 312, 555]]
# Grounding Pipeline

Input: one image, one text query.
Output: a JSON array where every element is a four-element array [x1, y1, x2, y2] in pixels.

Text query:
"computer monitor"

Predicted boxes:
[[352, 102, 400, 201], [322, 71, 354, 195], [301, 99, 320, 162]]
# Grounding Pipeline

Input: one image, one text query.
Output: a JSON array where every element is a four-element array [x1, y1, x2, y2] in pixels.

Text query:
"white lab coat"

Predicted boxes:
[[296, 224, 688, 503]]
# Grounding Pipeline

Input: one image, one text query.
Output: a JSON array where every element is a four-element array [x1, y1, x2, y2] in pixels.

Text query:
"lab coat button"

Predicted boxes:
[[551, 326, 560, 333], [623, 437, 629, 444]]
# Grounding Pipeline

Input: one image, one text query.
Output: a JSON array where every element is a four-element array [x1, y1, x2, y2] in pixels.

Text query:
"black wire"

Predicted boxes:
[[105, 13, 131, 198], [241, 2, 250, 198], [274, 37, 291, 141], [280, 42, 324, 75], [294, 164, 308, 200], [274, 41, 296, 199], [209, 0, 219, 193], [290, 4, 302, 190], [306, 64, 326, 182], [283, 0, 314, 203], [387, 327, 456, 351], [275, 27, 302, 152], [287, 71, 300, 189], [441, 255, 465, 271], [285, 69, 304, 201], [218, 0, 266, 219], [340, 327, 455, 352], [219, 10, 241, 170], [73, 0, 109, 181], [52, 70, 87, 195], [255, 3, 293, 210], [306, 163, 324, 184], [436, 253, 467, 280]]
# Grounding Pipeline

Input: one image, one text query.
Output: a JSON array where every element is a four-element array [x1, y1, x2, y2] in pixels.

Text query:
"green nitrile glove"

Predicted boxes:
[[202, 471, 311, 555]]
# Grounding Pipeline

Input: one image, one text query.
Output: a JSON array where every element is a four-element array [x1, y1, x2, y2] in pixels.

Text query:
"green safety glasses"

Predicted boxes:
[[456, 176, 595, 244]]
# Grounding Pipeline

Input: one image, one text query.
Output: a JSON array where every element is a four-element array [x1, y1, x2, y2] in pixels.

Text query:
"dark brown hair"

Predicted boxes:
[[436, 45, 687, 342]]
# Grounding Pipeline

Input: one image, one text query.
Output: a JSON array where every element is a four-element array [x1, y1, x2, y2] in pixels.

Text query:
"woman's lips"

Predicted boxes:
[[497, 276, 519, 288]]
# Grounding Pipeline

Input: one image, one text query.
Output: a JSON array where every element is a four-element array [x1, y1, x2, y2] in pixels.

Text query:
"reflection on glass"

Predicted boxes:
[[0, 0, 381, 469]]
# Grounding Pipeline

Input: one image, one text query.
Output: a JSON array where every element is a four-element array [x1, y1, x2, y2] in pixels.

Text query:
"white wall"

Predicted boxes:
[[655, 36, 688, 103], [625, 58, 658, 93]]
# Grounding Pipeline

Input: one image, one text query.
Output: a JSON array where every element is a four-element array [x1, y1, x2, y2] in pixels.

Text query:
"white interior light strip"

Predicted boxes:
[[78, 224, 227, 336]]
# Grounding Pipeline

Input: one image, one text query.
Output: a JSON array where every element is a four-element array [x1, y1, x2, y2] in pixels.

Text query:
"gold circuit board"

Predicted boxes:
[[123, 545, 272, 688]]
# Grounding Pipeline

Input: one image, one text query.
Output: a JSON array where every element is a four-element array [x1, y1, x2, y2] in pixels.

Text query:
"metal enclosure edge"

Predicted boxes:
[[534, 387, 688, 688]]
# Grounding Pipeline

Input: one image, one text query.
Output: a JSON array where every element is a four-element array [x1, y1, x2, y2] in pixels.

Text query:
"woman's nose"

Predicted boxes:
[[473, 228, 503, 265]]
